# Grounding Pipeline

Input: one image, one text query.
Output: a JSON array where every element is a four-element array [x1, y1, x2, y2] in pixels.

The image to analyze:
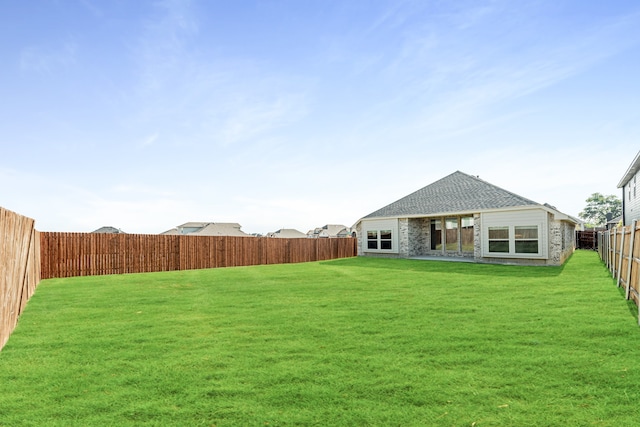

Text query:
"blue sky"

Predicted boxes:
[[1, 0, 639, 234]]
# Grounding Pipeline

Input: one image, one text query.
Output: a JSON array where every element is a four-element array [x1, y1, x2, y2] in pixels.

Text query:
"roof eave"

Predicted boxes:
[[356, 204, 578, 225], [357, 205, 549, 223], [617, 150, 640, 188]]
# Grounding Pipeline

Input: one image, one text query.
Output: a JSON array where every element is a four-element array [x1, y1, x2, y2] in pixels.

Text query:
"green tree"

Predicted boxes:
[[579, 193, 622, 228]]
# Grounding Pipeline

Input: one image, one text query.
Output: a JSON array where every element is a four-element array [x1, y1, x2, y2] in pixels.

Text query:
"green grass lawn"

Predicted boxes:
[[1, 250, 640, 426]]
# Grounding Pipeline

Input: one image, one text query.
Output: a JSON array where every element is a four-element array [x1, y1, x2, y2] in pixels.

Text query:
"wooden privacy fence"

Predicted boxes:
[[576, 230, 598, 250], [40, 232, 358, 279], [599, 222, 640, 324], [0, 207, 41, 350]]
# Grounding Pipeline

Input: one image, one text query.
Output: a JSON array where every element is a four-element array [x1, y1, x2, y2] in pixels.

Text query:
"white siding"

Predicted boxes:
[[624, 172, 640, 225], [481, 209, 548, 259], [361, 219, 399, 254]]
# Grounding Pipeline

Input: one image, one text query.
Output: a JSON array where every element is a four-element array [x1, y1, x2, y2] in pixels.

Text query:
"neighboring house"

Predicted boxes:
[[307, 224, 352, 238], [606, 215, 622, 230], [91, 226, 125, 234], [266, 228, 307, 238], [617, 150, 640, 226], [161, 222, 249, 237], [354, 171, 577, 266]]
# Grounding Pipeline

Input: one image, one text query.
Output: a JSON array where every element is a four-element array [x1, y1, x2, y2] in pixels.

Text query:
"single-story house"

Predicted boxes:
[[91, 226, 125, 234], [354, 171, 577, 266], [606, 215, 622, 230], [307, 224, 352, 238], [161, 222, 249, 237], [618, 150, 640, 226], [266, 228, 307, 238]]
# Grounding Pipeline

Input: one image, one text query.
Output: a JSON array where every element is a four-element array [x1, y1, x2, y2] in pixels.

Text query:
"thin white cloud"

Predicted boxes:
[[141, 132, 159, 147], [363, 3, 640, 143], [211, 91, 308, 147], [134, 0, 199, 92], [19, 41, 77, 73], [127, 1, 311, 152], [77, 0, 103, 18]]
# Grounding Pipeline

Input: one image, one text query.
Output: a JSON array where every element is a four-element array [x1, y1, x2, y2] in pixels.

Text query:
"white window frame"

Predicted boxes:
[[481, 210, 548, 259], [362, 219, 399, 254], [514, 225, 539, 254], [488, 226, 510, 253]]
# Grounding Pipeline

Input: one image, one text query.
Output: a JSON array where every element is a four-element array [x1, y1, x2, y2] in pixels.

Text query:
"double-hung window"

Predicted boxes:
[[514, 226, 538, 253], [488, 226, 509, 253], [367, 231, 378, 249]]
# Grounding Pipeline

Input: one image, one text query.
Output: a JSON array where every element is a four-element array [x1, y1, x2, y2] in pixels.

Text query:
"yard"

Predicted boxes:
[[1, 250, 639, 426]]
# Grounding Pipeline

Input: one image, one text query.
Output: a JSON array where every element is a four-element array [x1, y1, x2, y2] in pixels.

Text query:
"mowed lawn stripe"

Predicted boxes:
[[1, 250, 639, 426]]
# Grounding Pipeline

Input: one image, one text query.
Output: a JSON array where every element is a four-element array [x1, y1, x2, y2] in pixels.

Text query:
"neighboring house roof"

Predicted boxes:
[[307, 224, 351, 238], [92, 226, 125, 234], [161, 228, 180, 235], [618, 150, 640, 188], [363, 171, 540, 219], [607, 215, 623, 228], [194, 223, 248, 236], [267, 228, 307, 238], [160, 222, 249, 237]]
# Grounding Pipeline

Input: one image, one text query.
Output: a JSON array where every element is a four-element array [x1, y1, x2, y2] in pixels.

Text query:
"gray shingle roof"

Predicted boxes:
[[267, 228, 307, 238], [91, 226, 125, 234], [363, 171, 540, 219]]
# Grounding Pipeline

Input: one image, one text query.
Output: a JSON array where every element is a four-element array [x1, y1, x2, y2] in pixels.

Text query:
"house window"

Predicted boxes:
[[515, 226, 538, 253], [380, 230, 392, 249], [367, 231, 378, 250], [487, 225, 541, 256], [366, 229, 393, 251], [488, 226, 509, 253]]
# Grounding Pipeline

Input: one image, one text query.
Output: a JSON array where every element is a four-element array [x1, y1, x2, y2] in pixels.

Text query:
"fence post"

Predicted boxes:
[[626, 221, 637, 300], [611, 229, 616, 274], [617, 227, 625, 287]]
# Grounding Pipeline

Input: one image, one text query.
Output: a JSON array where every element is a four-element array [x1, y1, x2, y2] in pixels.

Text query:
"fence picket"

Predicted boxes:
[[626, 221, 637, 300], [0, 207, 41, 350], [600, 225, 640, 325]]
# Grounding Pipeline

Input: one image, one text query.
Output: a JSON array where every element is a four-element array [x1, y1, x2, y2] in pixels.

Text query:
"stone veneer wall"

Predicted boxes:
[[558, 218, 576, 264], [408, 218, 430, 256], [398, 218, 409, 257], [548, 214, 562, 265], [473, 213, 482, 259], [355, 222, 363, 256], [548, 213, 577, 265]]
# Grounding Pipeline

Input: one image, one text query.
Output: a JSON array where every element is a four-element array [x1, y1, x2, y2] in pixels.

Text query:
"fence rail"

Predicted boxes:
[[0, 207, 41, 350], [40, 232, 357, 279], [599, 222, 640, 324]]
